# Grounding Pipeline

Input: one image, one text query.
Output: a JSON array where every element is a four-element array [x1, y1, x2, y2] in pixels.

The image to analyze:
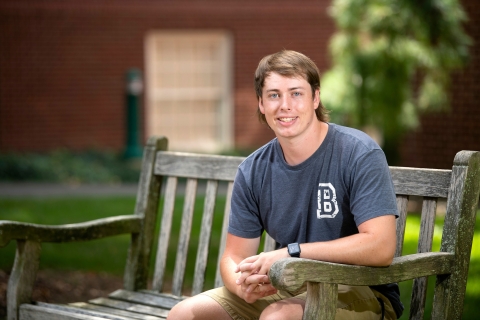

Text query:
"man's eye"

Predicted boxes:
[[293, 92, 301, 97], [270, 93, 278, 98]]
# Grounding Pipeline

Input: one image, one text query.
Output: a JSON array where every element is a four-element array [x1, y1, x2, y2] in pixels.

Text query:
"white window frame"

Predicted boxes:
[[145, 30, 233, 152]]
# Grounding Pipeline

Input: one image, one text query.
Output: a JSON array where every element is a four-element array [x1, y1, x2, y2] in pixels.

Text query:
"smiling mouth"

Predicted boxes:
[[278, 117, 297, 122]]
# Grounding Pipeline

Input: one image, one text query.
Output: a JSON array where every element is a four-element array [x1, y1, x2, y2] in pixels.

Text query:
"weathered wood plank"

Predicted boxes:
[[109, 289, 182, 309], [124, 137, 167, 291], [390, 167, 451, 198], [89, 298, 169, 317], [171, 178, 197, 296], [303, 282, 337, 320], [432, 151, 480, 319], [34, 302, 136, 320], [192, 180, 218, 295], [154, 151, 243, 181], [7, 240, 41, 320], [215, 181, 234, 288], [19, 304, 109, 320], [70, 302, 164, 320], [263, 233, 276, 252], [395, 195, 409, 257], [269, 252, 454, 292], [152, 176, 178, 292], [410, 197, 437, 320], [417, 198, 437, 254], [0, 216, 141, 247]]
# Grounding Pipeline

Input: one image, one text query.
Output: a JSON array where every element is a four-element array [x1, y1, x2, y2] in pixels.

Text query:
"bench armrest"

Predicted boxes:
[[1, 215, 144, 319], [269, 252, 455, 292], [0, 215, 142, 247]]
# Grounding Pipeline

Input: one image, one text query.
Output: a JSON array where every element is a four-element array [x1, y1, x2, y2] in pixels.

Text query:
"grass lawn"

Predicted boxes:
[[1, 196, 479, 319]]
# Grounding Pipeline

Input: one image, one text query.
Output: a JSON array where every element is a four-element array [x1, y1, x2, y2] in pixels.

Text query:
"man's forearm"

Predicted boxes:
[[300, 234, 393, 266], [299, 215, 397, 266], [219, 255, 243, 296], [220, 234, 277, 303]]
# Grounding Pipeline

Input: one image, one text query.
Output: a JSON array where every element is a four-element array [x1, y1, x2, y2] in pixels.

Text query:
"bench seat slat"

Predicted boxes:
[[70, 302, 164, 320], [109, 289, 182, 309], [20, 304, 111, 320], [34, 302, 142, 320], [89, 298, 169, 317]]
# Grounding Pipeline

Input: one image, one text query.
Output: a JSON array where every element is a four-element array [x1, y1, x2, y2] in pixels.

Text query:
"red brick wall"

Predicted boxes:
[[1, 0, 478, 169], [399, 0, 480, 169], [0, 0, 333, 153]]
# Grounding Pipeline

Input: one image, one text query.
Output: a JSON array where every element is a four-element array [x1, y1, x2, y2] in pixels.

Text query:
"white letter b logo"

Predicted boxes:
[[317, 183, 339, 219]]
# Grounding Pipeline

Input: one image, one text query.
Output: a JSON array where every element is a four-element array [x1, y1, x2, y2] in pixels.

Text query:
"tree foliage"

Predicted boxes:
[[321, 0, 471, 161]]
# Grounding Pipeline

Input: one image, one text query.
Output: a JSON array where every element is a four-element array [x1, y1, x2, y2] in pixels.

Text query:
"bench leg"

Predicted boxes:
[[7, 240, 41, 320], [303, 282, 337, 320]]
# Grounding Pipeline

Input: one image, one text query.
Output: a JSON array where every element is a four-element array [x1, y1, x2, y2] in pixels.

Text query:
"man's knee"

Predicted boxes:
[[167, 298, 192, 320], [167, 294, 230, 320], [259, 298, 304, 320]]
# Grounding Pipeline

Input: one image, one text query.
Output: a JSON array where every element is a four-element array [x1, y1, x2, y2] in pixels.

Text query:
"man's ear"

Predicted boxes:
[[258, 97, 266, 114], [313, 89, 320, 109]]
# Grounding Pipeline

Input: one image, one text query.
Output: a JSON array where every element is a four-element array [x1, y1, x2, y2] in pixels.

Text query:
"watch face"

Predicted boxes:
[[288, 243, 301, 257]]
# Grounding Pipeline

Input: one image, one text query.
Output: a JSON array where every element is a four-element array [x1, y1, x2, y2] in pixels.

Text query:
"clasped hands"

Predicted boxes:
[[234, 251, 281, 303]]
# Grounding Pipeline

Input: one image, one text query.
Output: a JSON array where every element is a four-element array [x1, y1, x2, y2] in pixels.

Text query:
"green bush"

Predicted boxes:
[[0, 150, 140, 183]]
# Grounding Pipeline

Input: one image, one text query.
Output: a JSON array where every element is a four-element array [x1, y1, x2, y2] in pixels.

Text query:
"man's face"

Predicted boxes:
[[259, 72, 320, 141]]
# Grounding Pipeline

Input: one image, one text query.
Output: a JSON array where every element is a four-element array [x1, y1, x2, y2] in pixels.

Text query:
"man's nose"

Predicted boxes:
[[280, 96, 291, 110]]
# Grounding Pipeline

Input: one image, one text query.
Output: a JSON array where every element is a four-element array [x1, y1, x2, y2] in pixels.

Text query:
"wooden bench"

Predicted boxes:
[[1, 136, 480, 320]]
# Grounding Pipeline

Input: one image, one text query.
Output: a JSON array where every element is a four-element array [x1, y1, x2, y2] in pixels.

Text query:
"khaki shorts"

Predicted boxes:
[[201, 285, 396, 320]]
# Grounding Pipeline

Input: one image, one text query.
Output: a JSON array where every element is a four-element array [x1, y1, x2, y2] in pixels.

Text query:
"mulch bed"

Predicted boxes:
[[0, 269, 123, 319]]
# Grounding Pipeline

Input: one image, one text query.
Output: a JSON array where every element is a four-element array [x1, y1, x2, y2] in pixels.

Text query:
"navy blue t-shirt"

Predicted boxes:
[[229, 123, 403, 317]]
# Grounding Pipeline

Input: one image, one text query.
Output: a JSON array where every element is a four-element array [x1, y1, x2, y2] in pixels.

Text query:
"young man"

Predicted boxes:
[[167, 50, 403, 319]]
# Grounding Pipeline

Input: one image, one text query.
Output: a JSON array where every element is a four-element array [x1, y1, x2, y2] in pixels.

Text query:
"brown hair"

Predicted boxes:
[[254, 50, 329, 124]]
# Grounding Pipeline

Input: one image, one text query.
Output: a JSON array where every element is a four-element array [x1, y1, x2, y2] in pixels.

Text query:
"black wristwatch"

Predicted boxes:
[[287, 243, 301, 258]]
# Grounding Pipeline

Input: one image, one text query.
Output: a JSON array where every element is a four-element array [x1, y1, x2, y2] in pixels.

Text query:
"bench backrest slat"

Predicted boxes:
[[263, 234, 277, 252], [409, 197, 438, 319], [155, 151, 244, 180], [390, 167, 451, 198], [152, 176, 178, 292], [172, 178, 198, 296], [395, 195, 409, 258], [418, 197, 437, 254], [192, 180, 219, 296]]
